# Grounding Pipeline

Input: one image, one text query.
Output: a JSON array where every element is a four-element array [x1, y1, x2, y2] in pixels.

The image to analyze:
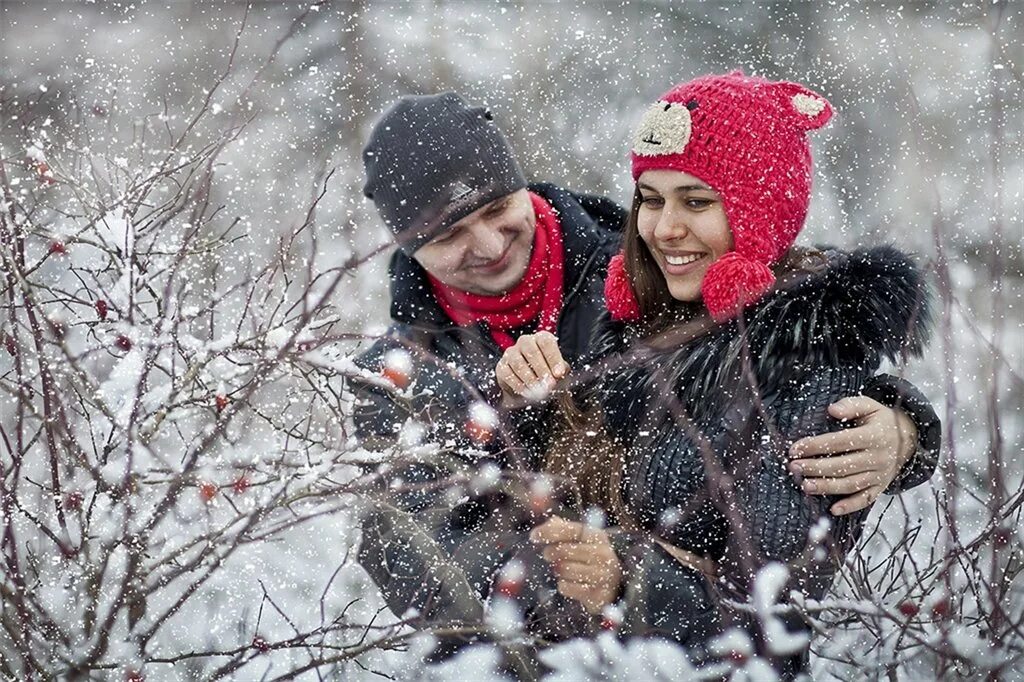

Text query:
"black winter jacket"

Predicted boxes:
[[589, 246, 935, 676], [353, 184, 625, 645]]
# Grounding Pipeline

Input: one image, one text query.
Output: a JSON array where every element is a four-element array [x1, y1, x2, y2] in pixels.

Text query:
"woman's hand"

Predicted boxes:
[[530, 516, 622, 614], [495, 331, 570, 400], [788, 396, 919, 516]]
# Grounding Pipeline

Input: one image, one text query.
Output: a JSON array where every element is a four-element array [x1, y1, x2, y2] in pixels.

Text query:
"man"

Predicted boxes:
[[351, 93, 939, 644]]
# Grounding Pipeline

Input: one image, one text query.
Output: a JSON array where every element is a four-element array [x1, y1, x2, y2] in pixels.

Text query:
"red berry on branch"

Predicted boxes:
[[49, 240, 67, 255], [95, 299, 109, 321], [495, 560, 525, 598], [48, 316, 67, 339], [600, 605, 623, 630], [381, 349, 413, 389], [115, 335, 132, 351], [465, 403, 497, 446], [930, 597, 951, 619], [124, 669, 144, 682], [897, 600, 919, 618], [215, 394, 229, 413], [36, 161, 55, 185], [3, 333, 16, 356], [64, 491, 84, 511], [465, 420, 493, 445], [252, 636, 271, 653], [232, 476, 250, 495], [528, 477, 554, 517], [198, 481, 217, 503], [381, 366, 410, 389]]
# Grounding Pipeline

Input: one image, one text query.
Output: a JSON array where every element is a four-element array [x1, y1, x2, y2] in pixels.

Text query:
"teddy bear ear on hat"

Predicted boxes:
[[773, 81, 834, 131]]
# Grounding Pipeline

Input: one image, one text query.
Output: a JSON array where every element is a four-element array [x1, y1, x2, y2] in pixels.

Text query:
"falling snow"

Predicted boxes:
[[0, 2, 1020, 681]]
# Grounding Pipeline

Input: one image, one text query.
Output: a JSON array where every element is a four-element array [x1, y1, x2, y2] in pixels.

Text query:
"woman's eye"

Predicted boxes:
[[640, 196, 663, 208], [686, 198, 713, 209]]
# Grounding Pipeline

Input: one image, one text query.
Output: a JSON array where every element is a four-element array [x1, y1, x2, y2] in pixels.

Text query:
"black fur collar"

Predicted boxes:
[[593, 246, 932, 411]]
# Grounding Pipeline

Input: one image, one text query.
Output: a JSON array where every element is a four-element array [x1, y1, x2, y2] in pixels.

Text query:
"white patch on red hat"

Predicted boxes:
[[632, 100, 692, 156], [792, 93, 827, 118]]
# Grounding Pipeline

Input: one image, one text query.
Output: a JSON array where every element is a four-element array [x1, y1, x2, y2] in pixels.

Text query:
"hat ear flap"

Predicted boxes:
[[774, 82, 834, 131], [604, 253, 641, 322]]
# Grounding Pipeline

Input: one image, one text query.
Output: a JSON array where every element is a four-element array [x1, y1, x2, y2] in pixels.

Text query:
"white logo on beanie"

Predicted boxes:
[[633, 100, 692, 156], [449, 181, 474, 203], [792, 93, 827, 118]]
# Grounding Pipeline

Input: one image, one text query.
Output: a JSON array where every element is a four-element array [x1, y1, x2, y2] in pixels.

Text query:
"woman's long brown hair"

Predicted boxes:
[[543, 188, 691, 524], [542, 186, 827, 524]]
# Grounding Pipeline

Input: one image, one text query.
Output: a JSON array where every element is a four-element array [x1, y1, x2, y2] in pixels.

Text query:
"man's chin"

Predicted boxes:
[[465, 260, 530, 297]]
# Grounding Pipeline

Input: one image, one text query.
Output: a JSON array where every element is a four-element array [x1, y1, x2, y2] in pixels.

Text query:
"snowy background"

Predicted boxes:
[[0, 1, 1021, 680]]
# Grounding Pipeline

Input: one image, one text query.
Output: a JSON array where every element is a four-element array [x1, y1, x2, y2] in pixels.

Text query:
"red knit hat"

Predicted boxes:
[[618, 71, 833, 322]]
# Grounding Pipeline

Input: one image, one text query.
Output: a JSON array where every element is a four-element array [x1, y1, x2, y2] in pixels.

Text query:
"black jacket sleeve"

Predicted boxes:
[[350, 331, 476, 449], [351, 332, 511, 628]]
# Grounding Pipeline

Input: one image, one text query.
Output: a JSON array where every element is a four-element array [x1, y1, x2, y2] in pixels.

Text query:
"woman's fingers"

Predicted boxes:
[[801, 471, 883, 496], [536, 520, 621, 613], [529, 516, 583, 544], [556, 579, 610, 614], [543, 542, 617, 569], [790, 426, 872, 458], [542, 543, 592, 565], [826, 395, 883, 421], [789, 396, 884, 457], [788, 451, 872, 479], [550, 560, 602, 585], [556, 579, 595, 604], [829, 487, 880, 516]]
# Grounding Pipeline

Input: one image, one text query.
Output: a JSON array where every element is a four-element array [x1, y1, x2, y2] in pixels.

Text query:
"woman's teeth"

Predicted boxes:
[[665, 253, 703, 266]]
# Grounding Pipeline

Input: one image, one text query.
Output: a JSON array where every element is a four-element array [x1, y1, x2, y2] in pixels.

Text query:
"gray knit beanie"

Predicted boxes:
[[362, 93, 527, 253]]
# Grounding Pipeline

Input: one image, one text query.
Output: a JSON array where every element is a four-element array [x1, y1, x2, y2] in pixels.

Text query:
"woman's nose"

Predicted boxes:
[[655, 208, 690, 241]]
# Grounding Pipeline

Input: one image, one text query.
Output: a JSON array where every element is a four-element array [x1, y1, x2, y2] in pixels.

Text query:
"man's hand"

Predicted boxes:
[[495, 331, 570, 401], [788, 396, 918, 516], [530, 516, 622, 614]]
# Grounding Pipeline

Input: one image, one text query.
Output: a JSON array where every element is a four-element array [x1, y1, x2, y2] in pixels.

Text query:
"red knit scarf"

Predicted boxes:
[[428, 192, 565, 350]]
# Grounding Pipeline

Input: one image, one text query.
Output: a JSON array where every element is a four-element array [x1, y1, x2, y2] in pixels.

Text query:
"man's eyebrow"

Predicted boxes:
[[637, 181, 713, 193]]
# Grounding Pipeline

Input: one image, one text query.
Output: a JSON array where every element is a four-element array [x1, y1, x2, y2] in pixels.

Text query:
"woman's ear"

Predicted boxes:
[[774, 81, 834, 131]]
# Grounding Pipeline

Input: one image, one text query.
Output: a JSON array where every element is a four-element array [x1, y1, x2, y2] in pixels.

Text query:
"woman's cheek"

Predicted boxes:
[[637, 217, 658, 251]]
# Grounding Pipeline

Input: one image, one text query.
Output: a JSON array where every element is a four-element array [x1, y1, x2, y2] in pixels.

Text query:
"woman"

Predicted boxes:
[[497, 72, 933, 675]]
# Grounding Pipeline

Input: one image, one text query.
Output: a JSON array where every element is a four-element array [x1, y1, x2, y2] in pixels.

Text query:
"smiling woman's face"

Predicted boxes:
[[412, 189, 535, 296], [636, 169, 733, 302]]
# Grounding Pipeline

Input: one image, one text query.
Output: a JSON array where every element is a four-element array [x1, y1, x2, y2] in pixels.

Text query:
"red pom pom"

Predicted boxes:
[[604, 253, 641, 322], [701, 252, 775, 322]]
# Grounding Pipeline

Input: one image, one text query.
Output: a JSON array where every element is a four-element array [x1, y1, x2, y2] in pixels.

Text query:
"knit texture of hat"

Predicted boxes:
[[363, 93, 527, 254], [631, 71, 833, 321]]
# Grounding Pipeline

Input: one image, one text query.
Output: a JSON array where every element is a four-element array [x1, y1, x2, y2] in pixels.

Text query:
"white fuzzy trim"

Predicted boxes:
[[792, 93, 826, 117], [633, 101, 692, 156]]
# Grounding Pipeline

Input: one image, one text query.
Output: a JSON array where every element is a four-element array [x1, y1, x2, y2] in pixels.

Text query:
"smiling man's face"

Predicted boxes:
[[412, 189, 536, 296]]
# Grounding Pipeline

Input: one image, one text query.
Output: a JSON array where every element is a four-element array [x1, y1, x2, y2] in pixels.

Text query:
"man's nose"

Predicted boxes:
[[467, 222, 506, 261]]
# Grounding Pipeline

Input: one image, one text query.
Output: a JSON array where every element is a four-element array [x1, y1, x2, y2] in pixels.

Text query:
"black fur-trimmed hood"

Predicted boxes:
[[593, 246, 932, 418]]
